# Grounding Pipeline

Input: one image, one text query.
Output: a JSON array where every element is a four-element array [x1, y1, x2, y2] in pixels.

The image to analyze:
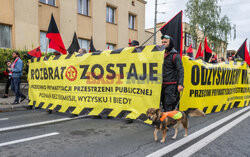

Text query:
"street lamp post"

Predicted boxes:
[[154, 0, 158, 45]]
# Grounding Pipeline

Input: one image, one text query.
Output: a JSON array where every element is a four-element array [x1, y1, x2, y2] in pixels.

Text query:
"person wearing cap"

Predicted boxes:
[[130, 40, 140, 48], [161, 35, 184, 111]]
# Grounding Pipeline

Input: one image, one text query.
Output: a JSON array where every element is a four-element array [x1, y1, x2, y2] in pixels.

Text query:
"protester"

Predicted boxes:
[[78, 48, 87, 54], [161, 35, 184, 111], [210, 56, 217, 64], [53, 51, 61, 56], [221, 57, 225, 62], [228, 56, 234, 61], [8, 52, 26, 104], [218, 57, 225, 63], [196, 56, 204, 60], [2, 61, 12, 98], [130, 40, 140, 48]]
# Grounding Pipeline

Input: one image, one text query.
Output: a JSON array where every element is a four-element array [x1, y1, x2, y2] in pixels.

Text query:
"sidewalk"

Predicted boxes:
[[0, 96, 29, 112]]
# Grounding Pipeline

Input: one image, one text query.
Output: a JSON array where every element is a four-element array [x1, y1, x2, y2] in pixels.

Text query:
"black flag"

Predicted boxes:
[[236, 39, 250, 66], [89, 36, 96, 53], [204, 37, 212, 62], [160, 10, 183, 57], [67, 32, 80, 54]]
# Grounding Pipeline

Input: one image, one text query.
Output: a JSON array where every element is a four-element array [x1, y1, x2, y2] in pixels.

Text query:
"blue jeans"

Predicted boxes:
[[11, 77, 25, 102]]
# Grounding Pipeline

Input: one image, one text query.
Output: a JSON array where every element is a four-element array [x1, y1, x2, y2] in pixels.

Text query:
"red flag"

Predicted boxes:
[[195, 43, 203, 59], [186, 44, 193, 57], [237, 39, 250, 66], [160, 10, 183, 58], [201, 50, 204, 57], [107, 45, 110, 49], [46, 14, 67, 54], [27, 46, 42, 57], [204, 37, 212, 62], [128, 38, 132, 47]]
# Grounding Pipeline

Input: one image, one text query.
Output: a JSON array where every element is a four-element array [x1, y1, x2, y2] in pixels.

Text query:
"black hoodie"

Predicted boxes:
[[162, 38, 184, 86]]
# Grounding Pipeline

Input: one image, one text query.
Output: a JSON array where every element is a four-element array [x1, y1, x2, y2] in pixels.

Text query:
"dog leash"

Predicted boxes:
[[175, 91, 183, 110]]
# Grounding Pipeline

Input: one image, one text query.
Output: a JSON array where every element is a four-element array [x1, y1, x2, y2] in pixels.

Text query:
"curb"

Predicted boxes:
[[0, 104, 29, 112]]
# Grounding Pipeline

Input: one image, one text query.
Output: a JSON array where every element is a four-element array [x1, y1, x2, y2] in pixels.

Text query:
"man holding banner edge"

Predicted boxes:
[[161, 35, 184, 111]]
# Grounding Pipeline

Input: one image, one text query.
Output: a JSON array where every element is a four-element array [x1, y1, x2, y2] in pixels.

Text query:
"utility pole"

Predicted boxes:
[[154, 0, 158, 45]]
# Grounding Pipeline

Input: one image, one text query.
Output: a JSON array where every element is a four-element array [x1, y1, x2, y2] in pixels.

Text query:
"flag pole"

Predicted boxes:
[[141, 28, 161, 47], [45, 39, 49, 57]]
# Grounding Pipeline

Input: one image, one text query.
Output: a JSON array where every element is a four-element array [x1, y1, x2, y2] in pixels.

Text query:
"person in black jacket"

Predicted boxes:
[[2, 61, 12, 98], [161, 35, 184, 111]]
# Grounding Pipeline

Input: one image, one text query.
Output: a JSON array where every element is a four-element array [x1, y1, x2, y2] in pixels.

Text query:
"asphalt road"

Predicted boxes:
[[0, 107, 249, 157]]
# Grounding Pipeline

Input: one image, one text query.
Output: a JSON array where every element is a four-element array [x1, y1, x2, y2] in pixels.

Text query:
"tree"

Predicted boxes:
[[185, 0, 236, 53]]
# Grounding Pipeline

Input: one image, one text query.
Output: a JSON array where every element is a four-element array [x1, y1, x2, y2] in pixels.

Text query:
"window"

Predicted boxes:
[[106, 43, 115, 50], [0, 24, 11, 48], [78, 38, 90, 51], [78, 0, 89, 16], [185, 33, 196, 49], [129, 14, 136, 29], [40, 31, 54, 52], [39, 0, 55, 6], [106, 6, 115, 23]]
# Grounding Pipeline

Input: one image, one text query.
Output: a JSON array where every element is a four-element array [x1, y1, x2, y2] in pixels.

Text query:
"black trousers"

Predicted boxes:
[[5, 78, 12, 95], [160, 84, 178, 112]]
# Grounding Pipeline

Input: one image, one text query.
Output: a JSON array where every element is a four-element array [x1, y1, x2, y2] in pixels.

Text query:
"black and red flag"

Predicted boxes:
[[27, 46, 42, 58], [89, 36, 96, 53], [46, 14, 67, 55], [186, 44, 193, 57], [204, 37, 212, 62], [160, 10, 183, 57], [195, 43, 203, 59], [67, 32, 80, 54], [236, 39, 250, 66], [201, 50, 204, 57]]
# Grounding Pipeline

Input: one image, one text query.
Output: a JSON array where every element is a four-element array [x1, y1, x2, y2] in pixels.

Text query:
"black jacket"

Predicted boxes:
[[162, 48, 184, 86]]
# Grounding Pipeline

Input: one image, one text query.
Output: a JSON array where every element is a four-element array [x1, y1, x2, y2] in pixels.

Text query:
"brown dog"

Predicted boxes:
[[146, 108, 205, 143]]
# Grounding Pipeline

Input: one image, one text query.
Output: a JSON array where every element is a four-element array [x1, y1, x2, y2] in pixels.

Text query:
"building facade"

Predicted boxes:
[[0, 0, 152, 52], [146, 22, 228, 58]]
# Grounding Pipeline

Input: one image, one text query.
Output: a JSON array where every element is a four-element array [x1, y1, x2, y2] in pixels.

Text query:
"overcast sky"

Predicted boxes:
[[145, 0, 250, 50]]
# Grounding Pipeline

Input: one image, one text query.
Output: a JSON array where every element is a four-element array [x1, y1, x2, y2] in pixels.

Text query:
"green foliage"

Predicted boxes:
[[0, 48, 29, 82], [0, 48, 56, 82], [185, 0, 236, 53]]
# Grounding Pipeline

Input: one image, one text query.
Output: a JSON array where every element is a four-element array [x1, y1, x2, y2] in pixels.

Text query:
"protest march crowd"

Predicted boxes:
[[1, 12, 249, 124]]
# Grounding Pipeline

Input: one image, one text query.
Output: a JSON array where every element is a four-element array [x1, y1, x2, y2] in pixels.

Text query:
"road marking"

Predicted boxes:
[[0, 132, 59, 147], [0, 115, 87, 132], [146, 106, 250, 157], [174, 110, 250, 157], [0, 118, 9, 121]]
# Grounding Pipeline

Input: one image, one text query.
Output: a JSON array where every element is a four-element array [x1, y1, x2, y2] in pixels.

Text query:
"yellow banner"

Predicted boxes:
[[180, 56, 250, 114], [28, 45, 164, 123]]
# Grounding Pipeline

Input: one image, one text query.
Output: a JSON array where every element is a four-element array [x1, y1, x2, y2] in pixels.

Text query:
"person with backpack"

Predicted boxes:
[[161, 35, 184, 111]]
